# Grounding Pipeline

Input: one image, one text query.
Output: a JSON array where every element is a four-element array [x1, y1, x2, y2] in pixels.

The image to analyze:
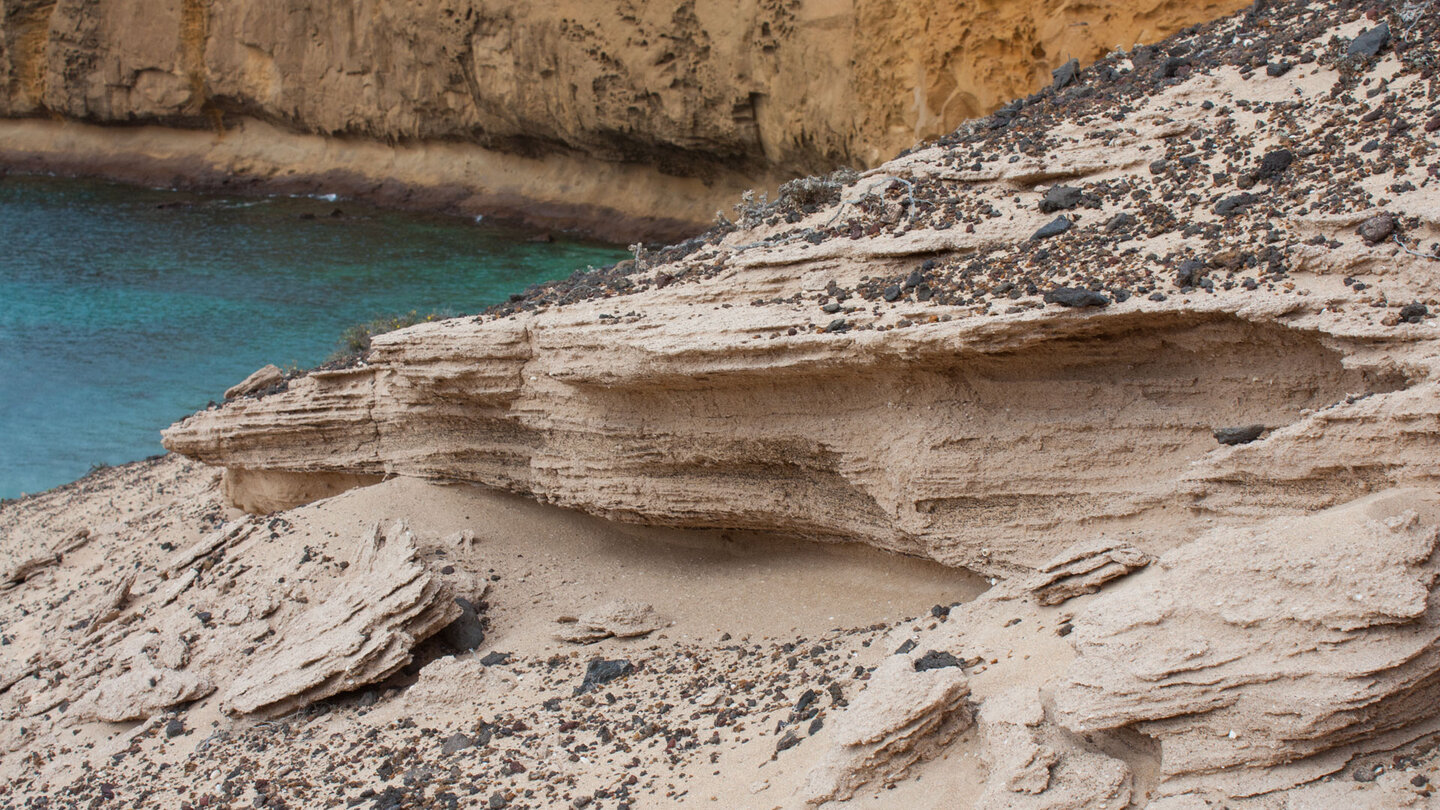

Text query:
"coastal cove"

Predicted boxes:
[[0, 175, 629, 500]]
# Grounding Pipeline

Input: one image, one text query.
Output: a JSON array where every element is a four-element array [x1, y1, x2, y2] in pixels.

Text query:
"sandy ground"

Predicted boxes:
[[0, 456, 995, 809]]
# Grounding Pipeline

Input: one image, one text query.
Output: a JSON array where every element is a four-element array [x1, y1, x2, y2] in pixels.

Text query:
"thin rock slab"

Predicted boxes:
[[78, 665, 214, 723], [801, 653, 973, 805], [225, 364, 285, 400], [220, 520, 459, 717], [1027, 538, 1151, 606], [554, 600, 666, 643]]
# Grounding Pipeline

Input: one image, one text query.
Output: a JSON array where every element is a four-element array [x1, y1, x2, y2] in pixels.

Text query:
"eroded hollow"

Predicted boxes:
[[535, 312, 1408, 569]]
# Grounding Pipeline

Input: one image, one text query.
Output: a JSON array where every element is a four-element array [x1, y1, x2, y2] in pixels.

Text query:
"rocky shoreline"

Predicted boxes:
[[3, 0, 1440, 807], [0, 117, 747, 242], [0, 0, 1249, 240]]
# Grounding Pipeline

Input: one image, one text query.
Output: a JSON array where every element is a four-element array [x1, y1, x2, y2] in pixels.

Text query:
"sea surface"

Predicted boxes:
[[0, 175, 630, 500]]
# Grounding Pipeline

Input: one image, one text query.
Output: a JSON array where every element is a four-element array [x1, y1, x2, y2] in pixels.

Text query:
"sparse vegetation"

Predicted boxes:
[[729, 167, 861, 229], [330, 310, 452, 362]]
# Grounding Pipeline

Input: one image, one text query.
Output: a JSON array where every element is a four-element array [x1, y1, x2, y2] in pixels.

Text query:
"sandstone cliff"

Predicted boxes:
[[0, 0, 1247, 236]]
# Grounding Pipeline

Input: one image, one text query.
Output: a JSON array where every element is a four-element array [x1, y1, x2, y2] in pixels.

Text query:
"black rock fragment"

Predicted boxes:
[[795, 689, 819, 715], [440, 733, 473, 755], [775, 731, 801, 754], [1266, 61, 1293, 77], [437, 597, 485, 652], [1106, 212, 1136, 232], [1347, 23, 1389, 59], [577, 658, 634, 694], [1176, 259, 1208, 288], [1215, 193, 1257, 216], [1256, 149, 1294, 180], [1043, 287, 1110, 308], [1214, 425, 1266, 446], [1052, 58, 1080, 90], [1032, 216, 1072, 240], [1399, 302, 1428, 324], [1356, 214, 1395, 245], [913, 651, 963, 671], [479, 651, 510, 667], [1039, 186, 1083, 213]]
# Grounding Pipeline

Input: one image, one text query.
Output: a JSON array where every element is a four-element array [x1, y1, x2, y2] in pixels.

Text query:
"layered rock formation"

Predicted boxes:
[[1054, 490, 1440, 796], [0, 0, 1248, 236], [152, 0, 1440, 802], [164, 0, 1439, 578], [7, 0, 1440, 806]]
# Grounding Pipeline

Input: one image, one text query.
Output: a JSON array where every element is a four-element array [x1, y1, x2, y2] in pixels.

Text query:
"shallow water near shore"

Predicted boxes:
[[0, 175, 630, 500]]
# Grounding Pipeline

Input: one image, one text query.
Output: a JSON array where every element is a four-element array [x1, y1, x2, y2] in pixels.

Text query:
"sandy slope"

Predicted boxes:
[[0, 456, 993, 808]]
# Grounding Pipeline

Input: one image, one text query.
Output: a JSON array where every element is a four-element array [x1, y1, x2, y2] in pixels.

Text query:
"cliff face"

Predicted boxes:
[[0, 0, 1248, 234]]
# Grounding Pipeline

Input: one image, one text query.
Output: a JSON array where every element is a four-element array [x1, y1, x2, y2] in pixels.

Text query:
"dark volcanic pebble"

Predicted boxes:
[[1052, 58, 1080, 90], [1214, 193, 1257, 216], [577, 658, 634, 693], [1256, 149, 1294, 180], [479, 651, 510, 666], [438, 597, 485, 652], [1214, 425, 1266, 446], [1106, 212, 1136, 232], [1357, 214, 1396, 245], [1399, 303, 1429, 324], [164, 717, 185, 739], [441, 733, 473, 755], [1032, 216, 1072, 240], [913, 651, 963, 671], [1265, 61, 1293, 77], [1176, 259, 1208, 288], [1043, 287, 1110, 308], [1347, 23, 1389, 59], [1039, 186, 1083, 213]]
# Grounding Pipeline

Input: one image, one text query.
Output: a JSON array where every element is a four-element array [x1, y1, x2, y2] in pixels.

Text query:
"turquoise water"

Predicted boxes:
[[0, 175, 630, 500]]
